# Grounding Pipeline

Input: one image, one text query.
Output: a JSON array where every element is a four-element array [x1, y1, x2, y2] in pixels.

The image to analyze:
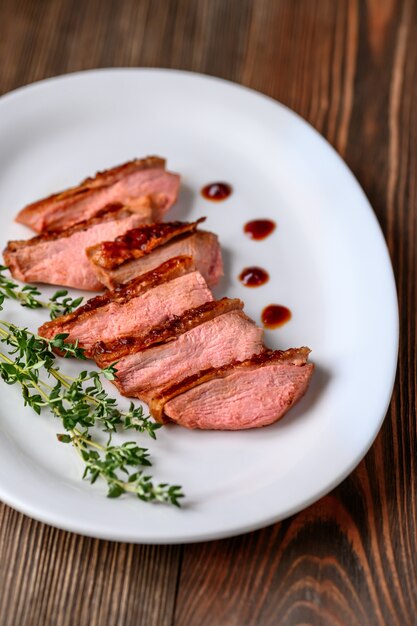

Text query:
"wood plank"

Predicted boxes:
[[0, 505, 181, 626]]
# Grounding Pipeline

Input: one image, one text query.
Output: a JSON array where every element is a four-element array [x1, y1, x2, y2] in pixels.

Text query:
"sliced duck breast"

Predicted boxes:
[[93, 298, 264, 402], [150, 348, 314, 429], [16, 156, 180, 232], [3, 205, 149, 291], [87, 218, 222, 288], [38, 256, 213, 357]]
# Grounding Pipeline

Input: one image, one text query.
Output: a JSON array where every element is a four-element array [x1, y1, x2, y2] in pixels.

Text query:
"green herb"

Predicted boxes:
[[0, 266, 83, 319], [48, 290, 84, 319], [0, 319, 183, 506]]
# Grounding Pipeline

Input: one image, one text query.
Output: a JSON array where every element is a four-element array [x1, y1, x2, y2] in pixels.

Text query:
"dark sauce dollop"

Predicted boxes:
[[244, 219, 276, 240], [261, 305, 292, 329], [201, 182, 232, 201], [239, 266, 269, 287]]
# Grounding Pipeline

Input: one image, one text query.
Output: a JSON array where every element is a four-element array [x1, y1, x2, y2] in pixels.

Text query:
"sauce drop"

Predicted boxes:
[[201, 182, 232, 201], [261, 305, 292, 329], [239, 266, 269, 287], [244, 219, 276, 240]]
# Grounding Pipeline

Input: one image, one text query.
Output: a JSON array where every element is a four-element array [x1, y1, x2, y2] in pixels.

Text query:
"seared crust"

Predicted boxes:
[[149, 348, 312, 423], [93, 297, 244, 366], [38, 255, 196, 338], [16, 156, 165, 223], [5, 204, 134, 252], [86, 218, 206, 270]]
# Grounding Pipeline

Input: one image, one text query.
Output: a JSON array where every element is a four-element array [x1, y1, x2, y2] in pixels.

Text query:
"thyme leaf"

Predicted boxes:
[[0, 266, 83, 319], [0, 318, 182, 506]]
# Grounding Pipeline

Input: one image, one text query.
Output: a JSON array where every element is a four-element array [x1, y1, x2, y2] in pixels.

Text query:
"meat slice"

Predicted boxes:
[[86, 219, 223, 288], [149, 348, 314, 429], [16, 156, 180, 233], [3, 206, 149, 291], [38, 256, 213, 357], [88, 219, 205, 269], [93, 298, 264, 401], [89, 231, 222, 289]]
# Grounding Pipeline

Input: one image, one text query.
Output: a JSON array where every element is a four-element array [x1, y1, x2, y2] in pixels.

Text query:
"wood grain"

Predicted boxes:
[[0, 1, 415, 625]]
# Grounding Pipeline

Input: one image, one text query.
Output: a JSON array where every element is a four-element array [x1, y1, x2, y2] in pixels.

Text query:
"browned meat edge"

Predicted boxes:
[[93, 297, 244, 366], [17, 156, 166, 219], [38, 255, 196, 337], [86, 218, 206, 270], [5, 204, 135, 252], [149, 347, 312, 423]]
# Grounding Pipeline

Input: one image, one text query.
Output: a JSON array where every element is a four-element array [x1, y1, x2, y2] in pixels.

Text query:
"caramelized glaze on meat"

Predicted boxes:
[[95, 309, 264, 402], [93, 297, 243, 366], [37, 257, 214, 357], [40, 255, 195, 325], [86, 218, 206, 270]]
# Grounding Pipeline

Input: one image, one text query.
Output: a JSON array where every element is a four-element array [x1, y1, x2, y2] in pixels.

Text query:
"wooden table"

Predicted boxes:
[[0, 1, 415, 624]]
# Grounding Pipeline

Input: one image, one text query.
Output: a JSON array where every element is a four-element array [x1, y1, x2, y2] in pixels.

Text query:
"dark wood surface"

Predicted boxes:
[[0, 1, 415, 624]]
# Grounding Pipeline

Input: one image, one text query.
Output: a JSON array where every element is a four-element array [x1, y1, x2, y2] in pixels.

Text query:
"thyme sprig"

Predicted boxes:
[[0, 321, 183, 505], [0, 265, 83, 319]]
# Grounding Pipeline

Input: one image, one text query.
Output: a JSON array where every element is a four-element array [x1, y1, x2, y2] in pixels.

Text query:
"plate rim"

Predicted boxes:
[[0, 67, 399, 543]]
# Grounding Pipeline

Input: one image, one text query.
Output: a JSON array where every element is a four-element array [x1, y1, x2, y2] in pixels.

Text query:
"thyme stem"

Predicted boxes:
[[0, 319, 183, 506], [0, 266, 83, 319]]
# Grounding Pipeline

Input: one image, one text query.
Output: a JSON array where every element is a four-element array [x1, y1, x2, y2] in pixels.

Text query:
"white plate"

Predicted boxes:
[[0, 69, 398, 543]]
